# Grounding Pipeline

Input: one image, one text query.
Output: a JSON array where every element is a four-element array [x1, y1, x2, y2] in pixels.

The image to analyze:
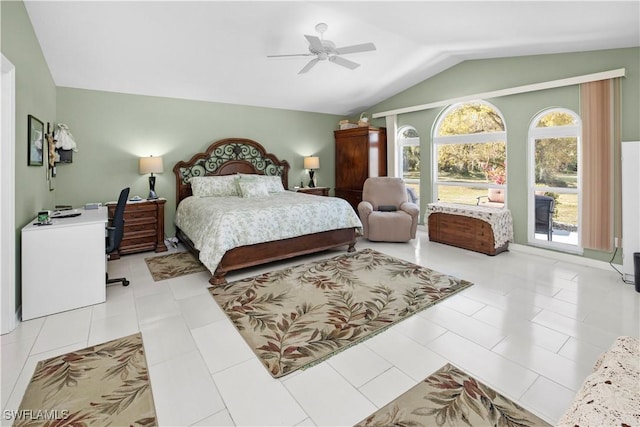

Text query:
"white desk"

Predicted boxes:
[[21, 207, 107, 320]]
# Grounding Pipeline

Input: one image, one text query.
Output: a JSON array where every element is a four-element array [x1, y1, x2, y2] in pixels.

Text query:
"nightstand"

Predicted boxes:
[[296, 187, 329, 196], [106, 198, 168, 259]]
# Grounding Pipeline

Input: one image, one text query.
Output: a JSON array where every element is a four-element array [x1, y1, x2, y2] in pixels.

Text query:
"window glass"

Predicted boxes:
[[436, 185, 489, 205], [536, 111, 578, 127], [534, 137, 578, 188], [397, 126, 420, 207], [437, 103, 504, 136], [529, 109, 581, 249], [437, 142, 506, 184], [433, 101, 507, 207]]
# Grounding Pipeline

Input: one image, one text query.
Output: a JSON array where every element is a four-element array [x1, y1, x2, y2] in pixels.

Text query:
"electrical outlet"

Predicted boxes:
[[615, 237, 621, 248]]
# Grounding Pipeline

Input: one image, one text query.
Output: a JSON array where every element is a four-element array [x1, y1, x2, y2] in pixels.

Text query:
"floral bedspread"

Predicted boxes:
[[175, 192, 363, 274], [426, 202, 513, 248]]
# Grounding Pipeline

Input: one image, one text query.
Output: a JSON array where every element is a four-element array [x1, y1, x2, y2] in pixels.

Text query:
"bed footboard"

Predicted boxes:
[[176, 227, 357, 285]]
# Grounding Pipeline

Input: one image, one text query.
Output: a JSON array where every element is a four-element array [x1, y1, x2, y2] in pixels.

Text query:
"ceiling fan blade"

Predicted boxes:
[[298, 58, 320, 74], [304, 35, 324, 52], [267, 53, 314, 58], [335, 42, 376, 55], [329, 56, 360, 70]]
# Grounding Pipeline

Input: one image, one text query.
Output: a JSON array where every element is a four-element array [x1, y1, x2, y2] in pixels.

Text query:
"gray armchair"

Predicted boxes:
[[357, 177, 419, 242]]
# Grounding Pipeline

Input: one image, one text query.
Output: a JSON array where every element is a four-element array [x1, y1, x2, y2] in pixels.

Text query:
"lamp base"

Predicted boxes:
[[308, 170, 316, 188], [148, 175, 158, 200]]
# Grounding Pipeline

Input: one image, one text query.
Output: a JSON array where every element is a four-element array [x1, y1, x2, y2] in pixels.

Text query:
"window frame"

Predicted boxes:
[[527, 107, 582, 253], [432, 100, 507, 206]]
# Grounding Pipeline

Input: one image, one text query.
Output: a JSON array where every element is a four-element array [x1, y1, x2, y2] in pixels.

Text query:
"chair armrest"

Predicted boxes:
[[357, 201, 374, 239], [399, 202, 419, 240], [358, 201, 373, 216], [399, 201, 419, 216]]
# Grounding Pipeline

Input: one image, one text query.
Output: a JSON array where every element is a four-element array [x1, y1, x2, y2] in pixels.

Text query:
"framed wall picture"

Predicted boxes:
[[28, 115, 44, 166]]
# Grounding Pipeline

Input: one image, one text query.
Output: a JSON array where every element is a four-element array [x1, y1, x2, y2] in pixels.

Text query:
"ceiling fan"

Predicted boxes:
[[267, 23, 376, 74]]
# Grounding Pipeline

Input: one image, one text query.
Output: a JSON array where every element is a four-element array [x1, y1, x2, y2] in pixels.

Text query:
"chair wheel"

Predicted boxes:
[[123, 280, 130, 286]]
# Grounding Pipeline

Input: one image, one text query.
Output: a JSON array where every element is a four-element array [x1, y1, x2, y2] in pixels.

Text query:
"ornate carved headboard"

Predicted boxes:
[[172, 138, 290, 204]]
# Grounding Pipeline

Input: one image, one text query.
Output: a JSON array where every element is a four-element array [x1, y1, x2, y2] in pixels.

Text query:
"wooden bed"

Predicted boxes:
[[173, 137, 357, 285]]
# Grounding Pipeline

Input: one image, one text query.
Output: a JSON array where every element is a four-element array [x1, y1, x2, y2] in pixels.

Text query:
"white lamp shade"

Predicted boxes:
[[304, 156, 320, 170], [139, 156, 164, 174]]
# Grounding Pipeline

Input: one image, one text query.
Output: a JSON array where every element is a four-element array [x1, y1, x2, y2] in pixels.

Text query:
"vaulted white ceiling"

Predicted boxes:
[[24, 1, 640, 116]]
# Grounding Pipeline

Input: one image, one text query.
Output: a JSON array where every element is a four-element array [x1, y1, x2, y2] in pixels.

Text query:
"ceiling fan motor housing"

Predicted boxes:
[[309, 40, 337, 59]]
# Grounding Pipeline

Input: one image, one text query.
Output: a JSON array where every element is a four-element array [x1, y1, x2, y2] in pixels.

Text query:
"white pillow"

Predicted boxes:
[[239, 174, 285, 193], [190, 175, 239, 197], [237, 178, 270, 198], [262, 175, 285, 193]]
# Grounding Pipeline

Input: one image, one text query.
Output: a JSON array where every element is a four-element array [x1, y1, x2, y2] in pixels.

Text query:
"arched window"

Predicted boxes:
[[432, 101, 507, 207], [528, 108, 581, 250], [396, 125, 420, 207]]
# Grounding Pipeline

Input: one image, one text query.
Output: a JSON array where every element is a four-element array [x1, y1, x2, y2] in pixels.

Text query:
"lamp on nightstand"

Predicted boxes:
[[139, 155, 164, 200], [304, 156, 320, 188]]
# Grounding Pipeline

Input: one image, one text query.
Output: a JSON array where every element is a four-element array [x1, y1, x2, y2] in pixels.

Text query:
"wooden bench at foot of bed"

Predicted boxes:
[[426, 203, 512, 256], [177, 227, 357, 285]]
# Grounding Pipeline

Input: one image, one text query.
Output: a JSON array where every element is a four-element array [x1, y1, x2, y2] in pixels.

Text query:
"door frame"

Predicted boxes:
[[1, 54, 17, 334]]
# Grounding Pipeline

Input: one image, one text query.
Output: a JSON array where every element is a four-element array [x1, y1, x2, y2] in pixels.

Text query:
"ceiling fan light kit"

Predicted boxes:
[[267, 22, 376, 74]]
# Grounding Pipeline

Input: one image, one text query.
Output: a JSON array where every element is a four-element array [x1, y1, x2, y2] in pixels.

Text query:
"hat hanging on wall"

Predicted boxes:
[[54, 123, 78, 163]]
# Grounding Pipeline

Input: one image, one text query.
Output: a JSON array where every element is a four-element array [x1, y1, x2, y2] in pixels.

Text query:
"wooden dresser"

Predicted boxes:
[[334, 126, 387, 211], [106, 198, 168, 259]]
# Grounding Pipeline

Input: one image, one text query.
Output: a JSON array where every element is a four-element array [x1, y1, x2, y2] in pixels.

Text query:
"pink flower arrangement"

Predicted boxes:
[[483, 162, 506, 184]]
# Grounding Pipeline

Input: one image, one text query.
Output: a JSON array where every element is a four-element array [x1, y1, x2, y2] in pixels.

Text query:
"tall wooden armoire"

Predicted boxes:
[[334, 126, 387, 211]]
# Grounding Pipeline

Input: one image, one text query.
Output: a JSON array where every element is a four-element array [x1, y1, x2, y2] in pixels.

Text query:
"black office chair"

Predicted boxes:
[[535, 194, 555, 241], [106, 187, 130, 286]]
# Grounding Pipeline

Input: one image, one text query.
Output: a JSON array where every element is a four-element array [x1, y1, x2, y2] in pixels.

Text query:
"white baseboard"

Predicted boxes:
[[1, 305, 20, 335], [509, 242, 619, 272]]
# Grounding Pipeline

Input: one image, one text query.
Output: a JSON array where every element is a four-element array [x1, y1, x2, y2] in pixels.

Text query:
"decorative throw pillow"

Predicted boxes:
[[239, 174, 285, 193], [190, 175, 239, 197], [237, 178, 270, 198], [261, 175, 285, 193]]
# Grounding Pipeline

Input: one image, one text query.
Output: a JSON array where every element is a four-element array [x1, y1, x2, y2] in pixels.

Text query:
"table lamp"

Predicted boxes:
[[304, 156, 320, 188], [139, 155, 163, 200]]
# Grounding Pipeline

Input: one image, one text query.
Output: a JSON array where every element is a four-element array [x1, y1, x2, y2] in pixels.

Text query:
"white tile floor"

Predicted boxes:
[[2, 227, 639, 426]]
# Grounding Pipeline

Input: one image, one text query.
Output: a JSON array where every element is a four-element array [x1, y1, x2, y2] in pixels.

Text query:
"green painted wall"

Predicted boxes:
[[370, 48, 640, 263], [1, 2, 57, 221], [55, 88, 342, 236], [1, 1, 57, 310]]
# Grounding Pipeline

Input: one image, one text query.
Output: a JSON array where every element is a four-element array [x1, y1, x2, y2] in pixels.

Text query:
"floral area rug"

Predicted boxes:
[[356, 363, 551, 427], [15, 333, 156, 427], [145, 251, 206, 281], [209, 248, 473, 378]]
